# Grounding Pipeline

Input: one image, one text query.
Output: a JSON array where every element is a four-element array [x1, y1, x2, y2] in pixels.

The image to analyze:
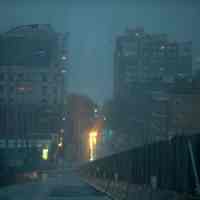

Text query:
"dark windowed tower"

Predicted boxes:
[[0, 24, 69, 146]]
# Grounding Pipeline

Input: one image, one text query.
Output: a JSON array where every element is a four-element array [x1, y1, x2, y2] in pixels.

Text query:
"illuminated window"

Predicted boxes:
[[42, 148, 48, 160], [160, 45, 165, 50], [54, 74, 59, 81], [53, 87, 57, 94], [61, 55, 67, 60]]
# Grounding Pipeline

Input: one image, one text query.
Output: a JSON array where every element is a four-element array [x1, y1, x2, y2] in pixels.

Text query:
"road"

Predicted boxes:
[[0, 169, 110, 200]]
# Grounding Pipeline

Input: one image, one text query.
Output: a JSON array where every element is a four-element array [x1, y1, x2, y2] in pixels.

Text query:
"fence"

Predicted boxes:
[[80, 134, 200, 194]]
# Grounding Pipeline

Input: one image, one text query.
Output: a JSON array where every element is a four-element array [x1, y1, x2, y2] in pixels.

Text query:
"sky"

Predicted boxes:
[[0, 0, 200, 104]]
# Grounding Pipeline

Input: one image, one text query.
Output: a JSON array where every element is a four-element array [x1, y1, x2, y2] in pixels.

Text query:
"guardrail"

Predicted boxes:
[[79, 134, 200, 196]]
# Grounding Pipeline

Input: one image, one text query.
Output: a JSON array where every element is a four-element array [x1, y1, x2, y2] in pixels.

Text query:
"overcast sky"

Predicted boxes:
[[0, 0, 199, 104]]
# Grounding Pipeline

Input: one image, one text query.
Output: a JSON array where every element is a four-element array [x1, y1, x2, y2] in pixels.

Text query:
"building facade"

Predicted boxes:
[[114, 27, 192, 100], [150, 80, 200, 142], [112, 27, 193, 149], [0, 24, 69, 166]]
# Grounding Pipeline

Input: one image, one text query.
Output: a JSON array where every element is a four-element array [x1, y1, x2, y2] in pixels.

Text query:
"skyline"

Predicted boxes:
[[0, 1, 199, 104]]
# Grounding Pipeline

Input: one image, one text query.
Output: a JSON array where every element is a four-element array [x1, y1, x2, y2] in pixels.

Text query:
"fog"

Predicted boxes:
[[0, 0, 199, 103]]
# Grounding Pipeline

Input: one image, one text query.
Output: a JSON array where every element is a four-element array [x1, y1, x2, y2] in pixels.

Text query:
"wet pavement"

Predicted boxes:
[[0, 169, 110, 200]]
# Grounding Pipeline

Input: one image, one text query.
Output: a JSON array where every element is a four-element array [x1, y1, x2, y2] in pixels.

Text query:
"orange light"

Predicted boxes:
[[90, 131, 97, 138], [93, 137, 97, 145], [89, 131, 98, 161]]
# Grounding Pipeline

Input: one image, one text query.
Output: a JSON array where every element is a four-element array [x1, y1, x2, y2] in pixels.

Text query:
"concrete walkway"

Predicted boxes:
[[0, 169, 111, 200]]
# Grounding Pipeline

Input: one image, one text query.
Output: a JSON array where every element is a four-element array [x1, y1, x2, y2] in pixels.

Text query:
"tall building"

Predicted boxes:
[[0, 24, 69, 166], [112, 27, 193, 149], [114, 27, 192, 100]]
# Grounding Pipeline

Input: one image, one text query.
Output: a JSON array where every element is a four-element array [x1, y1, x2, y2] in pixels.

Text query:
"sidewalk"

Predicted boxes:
[[0, 169, 111, 200]]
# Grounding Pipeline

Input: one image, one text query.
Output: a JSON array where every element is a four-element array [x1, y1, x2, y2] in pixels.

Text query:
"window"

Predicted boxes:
[[53, 98, 57, 104], [0, 85, 4, 93], [0, 98, 4, 104], [53, 87, 57, 94], [8, 74, 14, 81], [9, 98, 14, 104], [41, 73, 48, 82], [9, 86, 14, 93], [0, 73, 5, 81], [41, 98, 48, 104], [42, 86, 48, 95], [17, 73, 24, 80]]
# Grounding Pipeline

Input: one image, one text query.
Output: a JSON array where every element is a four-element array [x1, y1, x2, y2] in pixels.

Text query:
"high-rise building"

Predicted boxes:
[[114, 27, 192, 100], [0, 24, 69, 164], [112, 27, 192, 149]]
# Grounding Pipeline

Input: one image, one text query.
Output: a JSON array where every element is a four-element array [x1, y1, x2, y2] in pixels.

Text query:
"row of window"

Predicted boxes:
[[0, 72, 61, 82], [0, 85, 58, 94], [0, 98, 59, 104]]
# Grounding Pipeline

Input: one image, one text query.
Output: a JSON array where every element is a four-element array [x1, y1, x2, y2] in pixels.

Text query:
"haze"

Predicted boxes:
[[0, 0, 199, 103]]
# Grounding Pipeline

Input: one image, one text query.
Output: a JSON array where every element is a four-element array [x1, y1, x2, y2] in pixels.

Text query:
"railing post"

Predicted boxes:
[[188, 139, 200, 194]]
